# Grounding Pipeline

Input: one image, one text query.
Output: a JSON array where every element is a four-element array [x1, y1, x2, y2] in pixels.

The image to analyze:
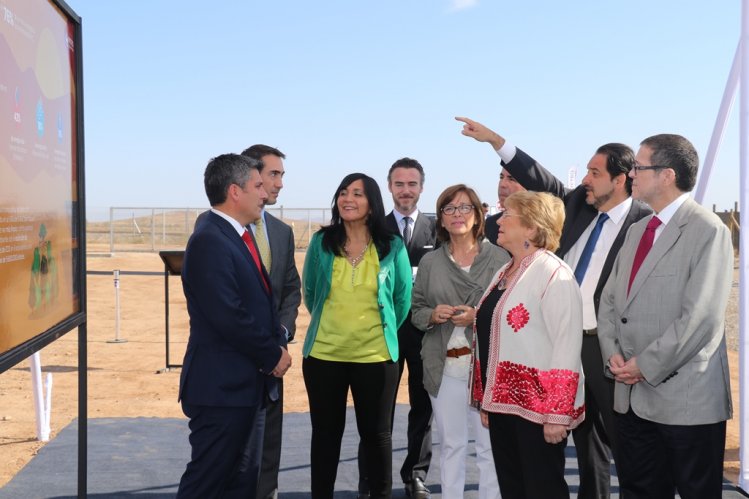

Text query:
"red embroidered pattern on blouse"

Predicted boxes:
[[506, 303, 530, 332], [490, 361, 580, 417], [472, 357, 485, 403]]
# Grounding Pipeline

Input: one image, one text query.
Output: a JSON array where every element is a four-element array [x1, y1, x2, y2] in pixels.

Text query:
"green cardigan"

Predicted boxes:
[[302, 231, 412, 361]]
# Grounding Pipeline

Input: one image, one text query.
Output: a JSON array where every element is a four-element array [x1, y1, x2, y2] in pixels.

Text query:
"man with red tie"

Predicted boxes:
[[177, 153, 292, 499], [598, 134, 733, 498]]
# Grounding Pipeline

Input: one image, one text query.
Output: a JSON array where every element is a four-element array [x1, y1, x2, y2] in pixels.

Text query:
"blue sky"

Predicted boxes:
[[74, 0, 741, 220]]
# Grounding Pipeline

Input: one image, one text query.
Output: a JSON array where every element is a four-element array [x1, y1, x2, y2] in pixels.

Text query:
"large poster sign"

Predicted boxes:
[[0, 0, 83, 370]]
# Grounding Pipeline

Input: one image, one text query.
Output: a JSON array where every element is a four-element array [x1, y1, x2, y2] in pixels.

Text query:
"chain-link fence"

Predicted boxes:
[[87, 207, 331, 253]]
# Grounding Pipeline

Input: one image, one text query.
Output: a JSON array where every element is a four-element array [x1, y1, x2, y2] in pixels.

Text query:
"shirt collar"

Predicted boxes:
[[602, 197, 632, 225], [210, 208, 246, 237], [653, 192, 690, 226], [393, 209, 420, 225]]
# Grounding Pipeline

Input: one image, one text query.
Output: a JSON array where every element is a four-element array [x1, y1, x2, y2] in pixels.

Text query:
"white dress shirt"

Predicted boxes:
[[564, 198, 632, 330], [652, 192, 690, 243]]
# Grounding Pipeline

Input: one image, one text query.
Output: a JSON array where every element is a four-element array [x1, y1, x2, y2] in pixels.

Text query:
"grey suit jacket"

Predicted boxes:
[[597, 197, 733, 425], [263, 212, 302, 340]]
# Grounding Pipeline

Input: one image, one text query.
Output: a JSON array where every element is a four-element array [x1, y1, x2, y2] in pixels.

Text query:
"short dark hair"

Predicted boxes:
[[241, 144, 285, 172], [435, 184, 485, 243], [320, 173, 396, 259], [203, 153, 261, 206], [595, 143, 636, 195], [640, 134, 698, 192], [387, 157, 425, 185]]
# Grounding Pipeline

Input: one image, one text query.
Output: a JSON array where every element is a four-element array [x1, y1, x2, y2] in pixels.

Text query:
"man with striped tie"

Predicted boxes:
[[242, 144, 302, 499]]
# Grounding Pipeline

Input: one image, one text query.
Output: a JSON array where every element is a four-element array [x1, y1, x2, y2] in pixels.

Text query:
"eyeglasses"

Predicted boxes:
[[441, 204, 474, 215], [632, 165, 669, 173]]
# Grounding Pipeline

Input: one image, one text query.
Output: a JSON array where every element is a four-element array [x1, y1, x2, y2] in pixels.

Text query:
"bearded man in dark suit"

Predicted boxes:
[[458, 116, 651, 499]]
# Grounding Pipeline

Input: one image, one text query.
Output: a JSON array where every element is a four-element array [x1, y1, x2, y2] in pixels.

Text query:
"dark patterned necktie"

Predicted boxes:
[[403, 216, 412, 247]]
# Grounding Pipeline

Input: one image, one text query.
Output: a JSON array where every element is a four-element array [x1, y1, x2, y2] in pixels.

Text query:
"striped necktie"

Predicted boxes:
[[254, 216, 272, 271], [403, 216, 412, 247]]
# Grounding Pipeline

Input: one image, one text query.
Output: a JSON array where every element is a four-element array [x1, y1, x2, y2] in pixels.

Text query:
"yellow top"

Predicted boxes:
[[310, 243, 389, 362]]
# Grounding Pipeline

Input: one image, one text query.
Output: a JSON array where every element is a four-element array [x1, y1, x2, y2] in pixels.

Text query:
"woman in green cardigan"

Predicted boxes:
[[302, 173, 412, 498]]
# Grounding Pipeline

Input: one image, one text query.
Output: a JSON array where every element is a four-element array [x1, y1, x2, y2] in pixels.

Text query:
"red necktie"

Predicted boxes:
[[241, 230, 270, 293], [627, 216, 662, 295]]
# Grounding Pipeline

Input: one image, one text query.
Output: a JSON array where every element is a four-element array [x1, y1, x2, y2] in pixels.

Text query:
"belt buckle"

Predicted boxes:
[[583, 328, 598, 336]]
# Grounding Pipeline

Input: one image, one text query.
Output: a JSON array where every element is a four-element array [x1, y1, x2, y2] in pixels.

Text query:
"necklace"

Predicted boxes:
[[344, 237, 371, 286], [498, 265, 519, 289]]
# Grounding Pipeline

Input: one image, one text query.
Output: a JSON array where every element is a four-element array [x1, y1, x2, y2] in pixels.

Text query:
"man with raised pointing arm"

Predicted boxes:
[[457, 116, 650, 499]]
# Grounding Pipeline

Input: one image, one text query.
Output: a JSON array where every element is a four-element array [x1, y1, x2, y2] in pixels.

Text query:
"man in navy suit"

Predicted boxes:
[[177, 153, 292, 499], [458, 117, 651, 499]]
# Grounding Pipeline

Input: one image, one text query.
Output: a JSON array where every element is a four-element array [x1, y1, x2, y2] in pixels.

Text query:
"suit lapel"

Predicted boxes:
[[559, 209, 596, 257], [210, 213, 270, 296], [595, 203, 648, 298], [210, 212, 254, 267], [411, 213, 432, 249], [625, 203, 690, 306]]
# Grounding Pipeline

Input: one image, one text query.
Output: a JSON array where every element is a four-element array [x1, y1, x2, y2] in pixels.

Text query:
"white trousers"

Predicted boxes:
[[430, 374, 501, 499]]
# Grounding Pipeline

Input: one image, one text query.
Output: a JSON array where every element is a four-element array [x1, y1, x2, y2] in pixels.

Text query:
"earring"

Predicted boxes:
[[523, 240, 530, 250]]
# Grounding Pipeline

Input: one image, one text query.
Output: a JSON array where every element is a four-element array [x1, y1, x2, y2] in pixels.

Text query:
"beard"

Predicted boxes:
[[395, 196, 417, 212], [586, 188, 613, 210]]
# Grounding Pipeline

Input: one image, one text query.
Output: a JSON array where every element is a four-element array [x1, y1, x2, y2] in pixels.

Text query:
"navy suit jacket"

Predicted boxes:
[[502, 147, 652, 315], [179, 211, 284, 407]]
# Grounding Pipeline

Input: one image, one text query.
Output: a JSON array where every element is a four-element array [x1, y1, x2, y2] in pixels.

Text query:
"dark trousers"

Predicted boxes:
[[358, 321, 432, 490], [616, 409, 726, 499], [177, 402, 262, 499], [396, 322, 433, 484], [488, 412, 570, 499], [256, 378, 283, 499], [572, 334, 620, 499], [303, 356, 399, 499]]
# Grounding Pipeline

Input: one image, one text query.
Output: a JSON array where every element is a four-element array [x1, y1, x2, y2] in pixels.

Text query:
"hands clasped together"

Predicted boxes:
[[272, 347, 292, 378], [430, 304, 475, 328]]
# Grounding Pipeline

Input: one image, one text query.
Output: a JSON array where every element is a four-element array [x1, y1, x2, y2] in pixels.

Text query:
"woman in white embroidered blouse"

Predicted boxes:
[[471, 191, 584, 498]]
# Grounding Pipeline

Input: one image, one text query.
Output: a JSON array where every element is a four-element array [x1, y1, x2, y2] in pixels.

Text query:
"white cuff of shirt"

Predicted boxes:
[[495, 141, 517, 164]]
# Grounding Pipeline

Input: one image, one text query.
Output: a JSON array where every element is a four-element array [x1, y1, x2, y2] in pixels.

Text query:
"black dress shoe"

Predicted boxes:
[[404, 477, 431, 498]]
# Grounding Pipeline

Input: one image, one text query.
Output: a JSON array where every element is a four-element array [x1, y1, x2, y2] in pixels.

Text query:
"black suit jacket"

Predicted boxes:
[[386, 211, 437, 268], [502, 147, 652, 314], [484, 212, 501, 246], [180, 211, 284, 407]]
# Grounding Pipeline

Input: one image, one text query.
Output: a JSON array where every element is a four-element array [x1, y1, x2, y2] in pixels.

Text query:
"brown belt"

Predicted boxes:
[[446, 346, 471, 358], [583, 328, 598, 336]]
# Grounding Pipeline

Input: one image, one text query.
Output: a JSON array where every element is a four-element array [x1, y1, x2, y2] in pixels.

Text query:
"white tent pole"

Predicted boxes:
[[694, 42, 740, 204], [739, 0, 749, 491]]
